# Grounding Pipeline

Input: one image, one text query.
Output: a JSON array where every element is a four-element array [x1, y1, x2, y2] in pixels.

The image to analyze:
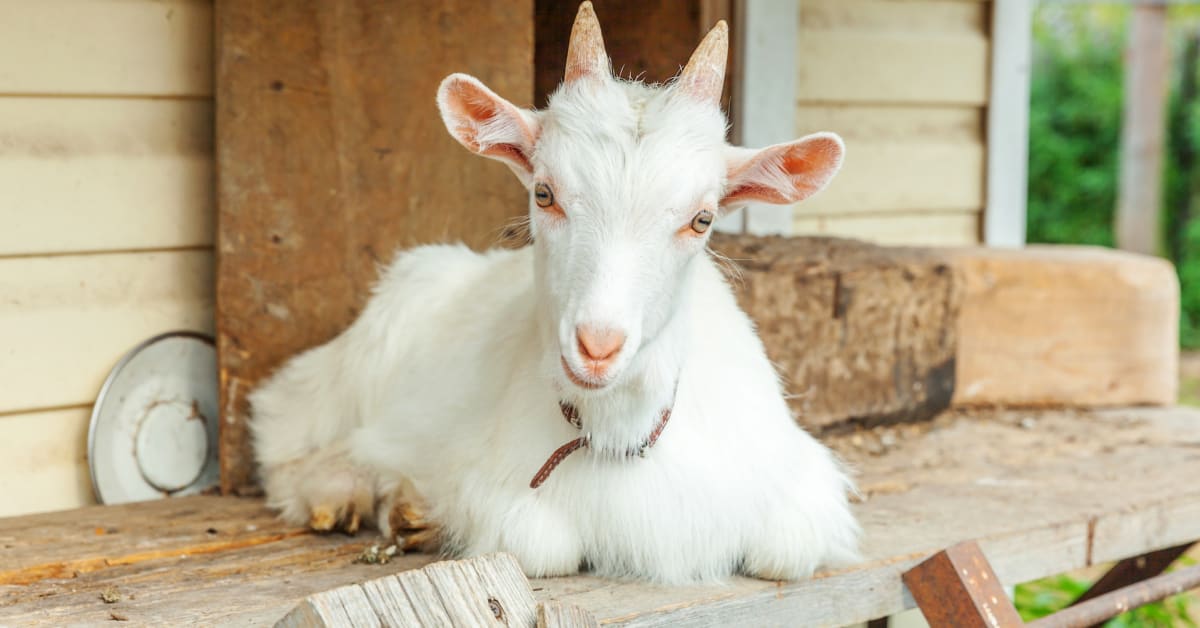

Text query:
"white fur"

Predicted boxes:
[[250, 43, 859, 585]]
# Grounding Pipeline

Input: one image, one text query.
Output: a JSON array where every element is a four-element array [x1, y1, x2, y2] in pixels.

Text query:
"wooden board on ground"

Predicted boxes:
[[3, 406, 1198, 626], [214, 0, 534, 494]]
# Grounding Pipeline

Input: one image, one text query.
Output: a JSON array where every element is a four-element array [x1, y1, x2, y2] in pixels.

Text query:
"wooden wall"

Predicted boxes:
[[0, 0, 215, 517], [790, 0, 990, 245]]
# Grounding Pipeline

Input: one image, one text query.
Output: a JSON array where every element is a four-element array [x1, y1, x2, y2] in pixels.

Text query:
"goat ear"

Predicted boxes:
[[438, 73, 539, 183], [721, 133, 844, 208]]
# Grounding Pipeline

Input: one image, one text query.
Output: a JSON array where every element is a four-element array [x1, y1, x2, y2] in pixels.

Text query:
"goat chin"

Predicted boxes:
[[249, 242, 861, 584]]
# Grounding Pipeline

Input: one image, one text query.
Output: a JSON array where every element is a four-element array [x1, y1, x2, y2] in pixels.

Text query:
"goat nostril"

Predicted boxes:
[[576, 325, 625, 362]]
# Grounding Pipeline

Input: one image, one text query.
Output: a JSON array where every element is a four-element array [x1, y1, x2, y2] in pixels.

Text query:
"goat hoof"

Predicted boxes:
[[344, 507, 362, 535], [309, 505, 337, 532]]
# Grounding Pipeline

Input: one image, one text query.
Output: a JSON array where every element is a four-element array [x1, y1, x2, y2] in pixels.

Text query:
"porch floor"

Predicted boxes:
[[2, 407, 1199, 626]]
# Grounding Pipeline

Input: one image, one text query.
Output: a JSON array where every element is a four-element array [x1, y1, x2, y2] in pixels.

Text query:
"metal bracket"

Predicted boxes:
[[888, 540, 1200, 628]]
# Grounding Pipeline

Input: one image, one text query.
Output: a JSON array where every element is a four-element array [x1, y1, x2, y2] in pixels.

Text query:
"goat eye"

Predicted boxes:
[[534, 183, 555, 208], [690, 209, 714, 234]]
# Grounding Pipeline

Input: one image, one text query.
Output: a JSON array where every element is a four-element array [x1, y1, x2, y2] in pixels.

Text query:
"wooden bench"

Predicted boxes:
[[4, 405, 1198, 626]]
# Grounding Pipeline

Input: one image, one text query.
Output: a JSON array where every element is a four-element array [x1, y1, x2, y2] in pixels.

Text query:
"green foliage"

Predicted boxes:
[[1026, 5, 1200, 347], [1014, 570, 1197, 627], [1026, 9, 1124, 248]]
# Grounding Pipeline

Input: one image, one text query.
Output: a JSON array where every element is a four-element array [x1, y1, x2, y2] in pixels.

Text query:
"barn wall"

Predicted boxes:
[[790, 0, 990, 245], [0, 0, 214, 516]]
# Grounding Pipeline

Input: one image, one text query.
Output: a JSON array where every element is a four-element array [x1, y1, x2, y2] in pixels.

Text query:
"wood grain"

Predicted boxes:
[[711, 234, 962, 431], [215, 0, 533, 493], [0, 0, 213, 97], [538, 601, 602, 628], [0, 406, 93, 518], [797, 1, 989, 106], [0, 98, 214, 256], [0, 250, 214, 415], [951, 245, 1179, 407], [277, 553, 536, 627], [2, 407, 1198, 626]]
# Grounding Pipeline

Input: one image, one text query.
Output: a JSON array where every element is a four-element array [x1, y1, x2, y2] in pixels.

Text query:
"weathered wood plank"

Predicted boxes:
[[276, 585, 376, 628], [951, 246, 1179, 407], [2, 408, 1197, 626], [0, 98, 214, 256], [538, 601, 602, 628], [711, 234, 962, 430], [215, 0, 534, 494], [0, 0, 213, 97], [0, 532, 435, 626], [0, 496, 296, 583], [0, 250, 214, 415], [360, 574, 424, 626], [0, 407, 92, 518], [276, 553, 536, 627]]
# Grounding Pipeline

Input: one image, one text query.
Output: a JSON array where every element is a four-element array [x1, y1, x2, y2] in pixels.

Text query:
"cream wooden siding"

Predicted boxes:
[[792, 0, 989, 245], [0, 0, 214, 517]]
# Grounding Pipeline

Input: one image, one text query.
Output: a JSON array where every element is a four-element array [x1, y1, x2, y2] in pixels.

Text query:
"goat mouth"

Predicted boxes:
[[560, 357, 607, 390]]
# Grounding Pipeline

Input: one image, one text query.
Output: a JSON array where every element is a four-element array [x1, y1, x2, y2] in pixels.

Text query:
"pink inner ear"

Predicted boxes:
[[722, 136, 843, 206], [441, 77, 537, 173]]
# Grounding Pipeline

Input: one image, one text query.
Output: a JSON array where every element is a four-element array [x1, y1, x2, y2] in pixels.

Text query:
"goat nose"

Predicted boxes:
[[576, 325, 625, 362]]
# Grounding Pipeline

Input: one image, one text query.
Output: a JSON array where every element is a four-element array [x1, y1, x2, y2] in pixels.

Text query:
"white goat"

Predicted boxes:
[[250, 2, 860, 584]]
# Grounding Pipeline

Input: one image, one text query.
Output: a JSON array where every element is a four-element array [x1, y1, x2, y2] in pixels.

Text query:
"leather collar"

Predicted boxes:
[[529, 391, 676, 489]]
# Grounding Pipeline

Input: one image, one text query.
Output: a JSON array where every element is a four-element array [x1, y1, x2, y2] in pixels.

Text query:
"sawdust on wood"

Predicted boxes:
[[353, 544, 399, 565], [99, 587, 121, 604]]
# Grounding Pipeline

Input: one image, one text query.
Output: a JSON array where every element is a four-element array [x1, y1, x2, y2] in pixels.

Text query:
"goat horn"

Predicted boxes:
[[565, 1, 609, 83], [679, 20, 729, 104]]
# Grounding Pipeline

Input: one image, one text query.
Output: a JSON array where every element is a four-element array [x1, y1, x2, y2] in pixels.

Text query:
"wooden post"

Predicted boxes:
[[1116, 1, 1169, 256]]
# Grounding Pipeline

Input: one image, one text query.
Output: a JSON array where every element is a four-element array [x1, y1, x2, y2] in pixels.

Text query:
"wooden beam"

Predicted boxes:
[[734, 0, 799, 235], [214, 0, 533, 494], [984, 0, 1032, 247], [950, 245, 1179, 408], [1116, 1, 1169, 255]]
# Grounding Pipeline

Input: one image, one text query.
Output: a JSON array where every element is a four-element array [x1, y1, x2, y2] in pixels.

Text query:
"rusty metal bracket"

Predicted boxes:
[[900, 540, 1200, 628], [1068, 542, 1195, 610], [902, 541, 1025, 627]]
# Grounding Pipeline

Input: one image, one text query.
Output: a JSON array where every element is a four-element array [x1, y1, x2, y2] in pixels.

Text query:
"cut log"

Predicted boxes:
[[711, 233, 962, 431], [713, 235, 1180, 431], [950, 245, 1179, 408]]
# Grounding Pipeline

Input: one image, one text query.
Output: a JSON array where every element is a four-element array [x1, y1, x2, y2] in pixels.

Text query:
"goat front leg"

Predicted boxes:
[[375, 475, 440, 551], [260, 441, 379, 534]]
